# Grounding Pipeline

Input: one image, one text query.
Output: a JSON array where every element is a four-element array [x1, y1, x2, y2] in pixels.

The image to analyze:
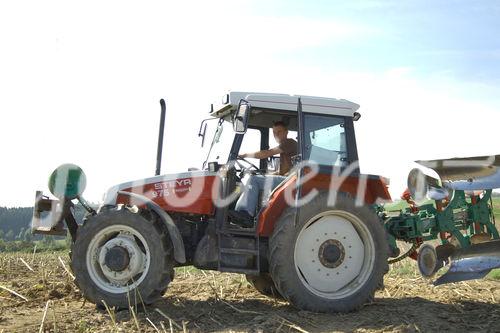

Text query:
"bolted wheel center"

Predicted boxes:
[[318, 239, 345, 268], [104, 246, 130, 272]]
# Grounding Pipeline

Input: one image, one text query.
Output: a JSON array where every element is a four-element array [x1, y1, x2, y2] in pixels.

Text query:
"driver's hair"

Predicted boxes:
[[272, 121, 287, 129]]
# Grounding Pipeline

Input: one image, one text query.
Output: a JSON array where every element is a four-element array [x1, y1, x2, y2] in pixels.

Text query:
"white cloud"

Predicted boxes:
[[0, 0, 499, 206]]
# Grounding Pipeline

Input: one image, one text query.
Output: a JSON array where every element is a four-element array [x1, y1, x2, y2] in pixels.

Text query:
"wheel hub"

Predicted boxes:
[[417, 244, 438, 278], [104, 246, 130, 272], [86, 224, 151, 294], [318, 239, 345, 268], [97, 235, 147, 286]]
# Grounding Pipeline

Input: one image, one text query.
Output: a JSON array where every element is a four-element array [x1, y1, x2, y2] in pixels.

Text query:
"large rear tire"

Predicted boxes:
[[70, 208, 174, 308], [269, 192, 388, 313]]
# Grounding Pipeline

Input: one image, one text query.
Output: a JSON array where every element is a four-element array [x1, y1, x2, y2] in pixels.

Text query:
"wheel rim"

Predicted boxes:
[[86, 224, 150, 294], [293, 210, 376, 299], [417, 244, 437, 277]]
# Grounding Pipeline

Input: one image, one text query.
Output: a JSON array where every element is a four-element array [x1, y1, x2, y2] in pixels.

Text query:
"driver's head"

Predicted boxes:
[[272, 121, 288, 144]]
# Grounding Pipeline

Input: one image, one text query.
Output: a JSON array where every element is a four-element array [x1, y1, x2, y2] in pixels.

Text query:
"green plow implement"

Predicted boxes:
[[381, 155, 500, 284]]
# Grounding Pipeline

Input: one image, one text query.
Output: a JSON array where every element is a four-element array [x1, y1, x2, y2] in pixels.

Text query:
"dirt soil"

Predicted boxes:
[[0, 252, 499, 333]]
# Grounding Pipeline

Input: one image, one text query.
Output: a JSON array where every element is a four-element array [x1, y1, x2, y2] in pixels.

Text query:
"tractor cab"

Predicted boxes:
[[202, 92, 361, 173], [196, 92, 370, 226], [199, 92, 369, 228]]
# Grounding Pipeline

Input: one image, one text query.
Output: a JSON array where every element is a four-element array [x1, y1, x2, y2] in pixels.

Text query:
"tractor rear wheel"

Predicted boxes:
[[70, 208, 174, 308], [245, 274, 282, 299], [269, 192, 388, 313]]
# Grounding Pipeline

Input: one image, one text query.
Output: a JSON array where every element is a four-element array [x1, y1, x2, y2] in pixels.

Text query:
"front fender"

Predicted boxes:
[[117, 191, 186, 264]]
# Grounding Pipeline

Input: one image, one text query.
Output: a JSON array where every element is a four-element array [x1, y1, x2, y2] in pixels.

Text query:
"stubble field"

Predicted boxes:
[[0, 251, 499, 333]]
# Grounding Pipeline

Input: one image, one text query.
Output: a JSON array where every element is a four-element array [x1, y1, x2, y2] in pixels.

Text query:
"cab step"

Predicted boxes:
[[217, 231, 260, 274], [220, 248, 259, 255]]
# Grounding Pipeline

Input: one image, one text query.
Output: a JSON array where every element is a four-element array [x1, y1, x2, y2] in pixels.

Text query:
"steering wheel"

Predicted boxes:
[[235, 156, 262, 175]]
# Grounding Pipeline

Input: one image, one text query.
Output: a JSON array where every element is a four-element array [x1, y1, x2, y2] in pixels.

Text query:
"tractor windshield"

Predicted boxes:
[[202, 119, 234, 169]]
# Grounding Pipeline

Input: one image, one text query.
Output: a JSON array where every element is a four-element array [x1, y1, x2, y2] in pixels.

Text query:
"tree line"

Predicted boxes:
[[0, 204, 88, 252]]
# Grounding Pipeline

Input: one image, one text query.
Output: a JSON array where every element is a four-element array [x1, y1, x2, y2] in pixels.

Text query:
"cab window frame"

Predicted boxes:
[[302, 112, 359, 174]]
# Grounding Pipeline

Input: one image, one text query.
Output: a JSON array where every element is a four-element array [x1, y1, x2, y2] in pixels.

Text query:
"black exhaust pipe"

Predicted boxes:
[[155, 99, 166, 176]]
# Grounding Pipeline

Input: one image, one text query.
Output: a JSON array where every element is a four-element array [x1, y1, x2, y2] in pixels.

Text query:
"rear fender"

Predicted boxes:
[[117, 191, 186, 263], [257, 173, 391, 237]]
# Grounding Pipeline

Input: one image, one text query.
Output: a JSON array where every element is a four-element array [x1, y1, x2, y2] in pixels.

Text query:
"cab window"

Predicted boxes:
[[303, 114, 347, 167], [240, 128, 262, 167]]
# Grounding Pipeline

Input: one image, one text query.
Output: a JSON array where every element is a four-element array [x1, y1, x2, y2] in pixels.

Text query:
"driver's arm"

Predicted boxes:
[[240, 147, 281, 160]]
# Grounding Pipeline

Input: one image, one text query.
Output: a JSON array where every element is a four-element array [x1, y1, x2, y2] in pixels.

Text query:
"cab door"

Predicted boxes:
[[294, 97, 306, 224]]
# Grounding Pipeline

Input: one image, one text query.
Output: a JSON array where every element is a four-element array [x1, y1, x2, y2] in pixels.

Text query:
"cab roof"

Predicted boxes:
[[210, 91, 360, 119]]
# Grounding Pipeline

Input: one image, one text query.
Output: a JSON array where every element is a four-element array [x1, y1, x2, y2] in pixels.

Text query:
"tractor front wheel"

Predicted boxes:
[[269, 192, 388, 312], [70, 208, 174, 308]]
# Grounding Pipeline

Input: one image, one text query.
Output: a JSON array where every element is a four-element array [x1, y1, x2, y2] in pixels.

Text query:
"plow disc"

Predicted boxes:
[[416, 154, 500, 192], [434, 240, 500, 285]]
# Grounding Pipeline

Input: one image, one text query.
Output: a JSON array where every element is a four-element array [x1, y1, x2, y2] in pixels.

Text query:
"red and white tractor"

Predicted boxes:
[[32, 92, 500, 313]]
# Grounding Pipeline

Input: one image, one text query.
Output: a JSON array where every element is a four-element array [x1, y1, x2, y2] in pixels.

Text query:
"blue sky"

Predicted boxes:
[[254, 0, 500, 85]]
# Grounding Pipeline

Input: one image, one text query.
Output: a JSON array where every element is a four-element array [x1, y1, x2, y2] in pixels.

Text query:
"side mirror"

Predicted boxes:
[[233, 100, 251, 134]]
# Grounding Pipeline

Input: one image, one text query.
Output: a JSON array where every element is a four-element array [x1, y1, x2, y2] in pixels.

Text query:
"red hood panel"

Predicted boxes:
[[116, 172, 218, 215]]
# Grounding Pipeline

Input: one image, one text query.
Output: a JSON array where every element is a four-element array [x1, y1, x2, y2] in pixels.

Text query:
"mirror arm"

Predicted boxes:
[[200, 123, 207, 147], [198, 117, 218, 147], [198, 118, 212, 136]]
